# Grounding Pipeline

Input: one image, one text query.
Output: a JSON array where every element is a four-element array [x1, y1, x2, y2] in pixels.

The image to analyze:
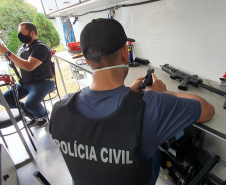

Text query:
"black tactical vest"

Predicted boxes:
[[50, 91, 152, 185], [17, 39, 54, 83]]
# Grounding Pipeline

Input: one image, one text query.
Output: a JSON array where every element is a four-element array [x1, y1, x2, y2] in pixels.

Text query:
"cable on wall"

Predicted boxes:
[[74, 0, 161, 17]]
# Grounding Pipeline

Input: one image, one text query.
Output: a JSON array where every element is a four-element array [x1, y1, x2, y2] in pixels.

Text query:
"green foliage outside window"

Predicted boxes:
[[0, 0, 36, 52], [33, 13, 60, 49], [7, 31, 21, 53], [0, 0, 60, 53]]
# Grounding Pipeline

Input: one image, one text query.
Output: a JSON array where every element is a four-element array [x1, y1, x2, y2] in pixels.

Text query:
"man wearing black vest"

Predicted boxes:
[[49, 19, 215, 185], [0, 22, 55, 127]]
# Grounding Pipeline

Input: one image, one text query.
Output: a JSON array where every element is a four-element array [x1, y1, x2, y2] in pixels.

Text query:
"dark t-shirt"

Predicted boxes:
[[18, 39, 51, 62], [29, 42, 51, 62], [17, 39, 53, 83]]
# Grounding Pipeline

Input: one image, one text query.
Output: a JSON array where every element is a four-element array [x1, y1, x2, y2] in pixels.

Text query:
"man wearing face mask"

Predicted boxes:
[[0, 22, 55, 127], [49, 19, 214, 185]]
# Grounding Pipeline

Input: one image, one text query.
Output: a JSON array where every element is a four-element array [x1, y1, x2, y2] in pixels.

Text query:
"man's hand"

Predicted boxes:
[[0, 44, 42, 71], [0, 44, 9, 55], [130, 77, 145, 92], [147, 73, 167, 92]]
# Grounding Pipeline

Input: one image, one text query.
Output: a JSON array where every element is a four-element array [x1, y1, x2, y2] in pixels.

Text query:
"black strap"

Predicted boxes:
[[129, 90, 144, 100], [8, 60, 23, 84]]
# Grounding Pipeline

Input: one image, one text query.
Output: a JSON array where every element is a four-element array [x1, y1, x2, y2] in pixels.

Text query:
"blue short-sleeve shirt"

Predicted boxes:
[[75, 85, 201, 159]]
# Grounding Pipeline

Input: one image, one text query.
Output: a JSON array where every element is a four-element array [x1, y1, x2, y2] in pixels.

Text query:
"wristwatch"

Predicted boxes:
[[4, 51, 11, 59]]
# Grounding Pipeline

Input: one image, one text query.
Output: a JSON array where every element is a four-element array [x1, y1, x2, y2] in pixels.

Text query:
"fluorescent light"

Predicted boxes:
[[63, 1, 70, 4]]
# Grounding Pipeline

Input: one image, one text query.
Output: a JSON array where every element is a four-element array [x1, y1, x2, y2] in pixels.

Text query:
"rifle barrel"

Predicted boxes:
[[161, 64, 226, 109], [198, 83, 226, 97]]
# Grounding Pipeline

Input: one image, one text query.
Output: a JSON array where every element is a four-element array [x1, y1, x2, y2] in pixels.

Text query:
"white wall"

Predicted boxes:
[[57, 0, 226, 82]]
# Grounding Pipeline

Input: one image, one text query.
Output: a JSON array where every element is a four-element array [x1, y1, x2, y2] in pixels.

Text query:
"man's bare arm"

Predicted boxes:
[[147, 73, 215, 123], [0, 45, 42, 71]]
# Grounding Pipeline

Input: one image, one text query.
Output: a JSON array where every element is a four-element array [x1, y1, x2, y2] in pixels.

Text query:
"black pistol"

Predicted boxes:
[[141, 68, 155, 89]]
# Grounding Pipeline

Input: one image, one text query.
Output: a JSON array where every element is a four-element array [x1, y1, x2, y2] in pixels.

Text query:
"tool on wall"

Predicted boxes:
[[108, 9, 115, 19]]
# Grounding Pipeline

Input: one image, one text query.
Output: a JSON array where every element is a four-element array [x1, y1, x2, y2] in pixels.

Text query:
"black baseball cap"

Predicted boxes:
[[80, 18, 135, 59]]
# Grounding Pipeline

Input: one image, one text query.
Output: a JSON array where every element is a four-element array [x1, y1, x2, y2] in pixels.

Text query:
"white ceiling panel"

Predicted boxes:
[[41, 0, 58, 15], [55, 0, 80, 10], [43, 0, 127, 18]]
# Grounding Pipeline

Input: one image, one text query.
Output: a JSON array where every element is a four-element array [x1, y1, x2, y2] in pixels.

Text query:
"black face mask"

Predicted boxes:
[[18, 32, 32, 44]]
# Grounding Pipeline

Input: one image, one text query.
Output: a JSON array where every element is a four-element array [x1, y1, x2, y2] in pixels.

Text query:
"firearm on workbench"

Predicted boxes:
[[141, 68, 155, 89], [160, 64, 226, 109]]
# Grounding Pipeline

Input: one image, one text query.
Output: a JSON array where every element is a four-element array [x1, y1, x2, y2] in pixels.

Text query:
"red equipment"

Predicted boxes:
[[50, 49, 56, 57], [67, 42, 81, 53], [0, 74, 12, 86]]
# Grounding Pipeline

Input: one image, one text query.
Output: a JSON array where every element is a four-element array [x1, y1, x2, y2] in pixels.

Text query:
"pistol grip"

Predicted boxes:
[[178, 79, 188, 91]]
